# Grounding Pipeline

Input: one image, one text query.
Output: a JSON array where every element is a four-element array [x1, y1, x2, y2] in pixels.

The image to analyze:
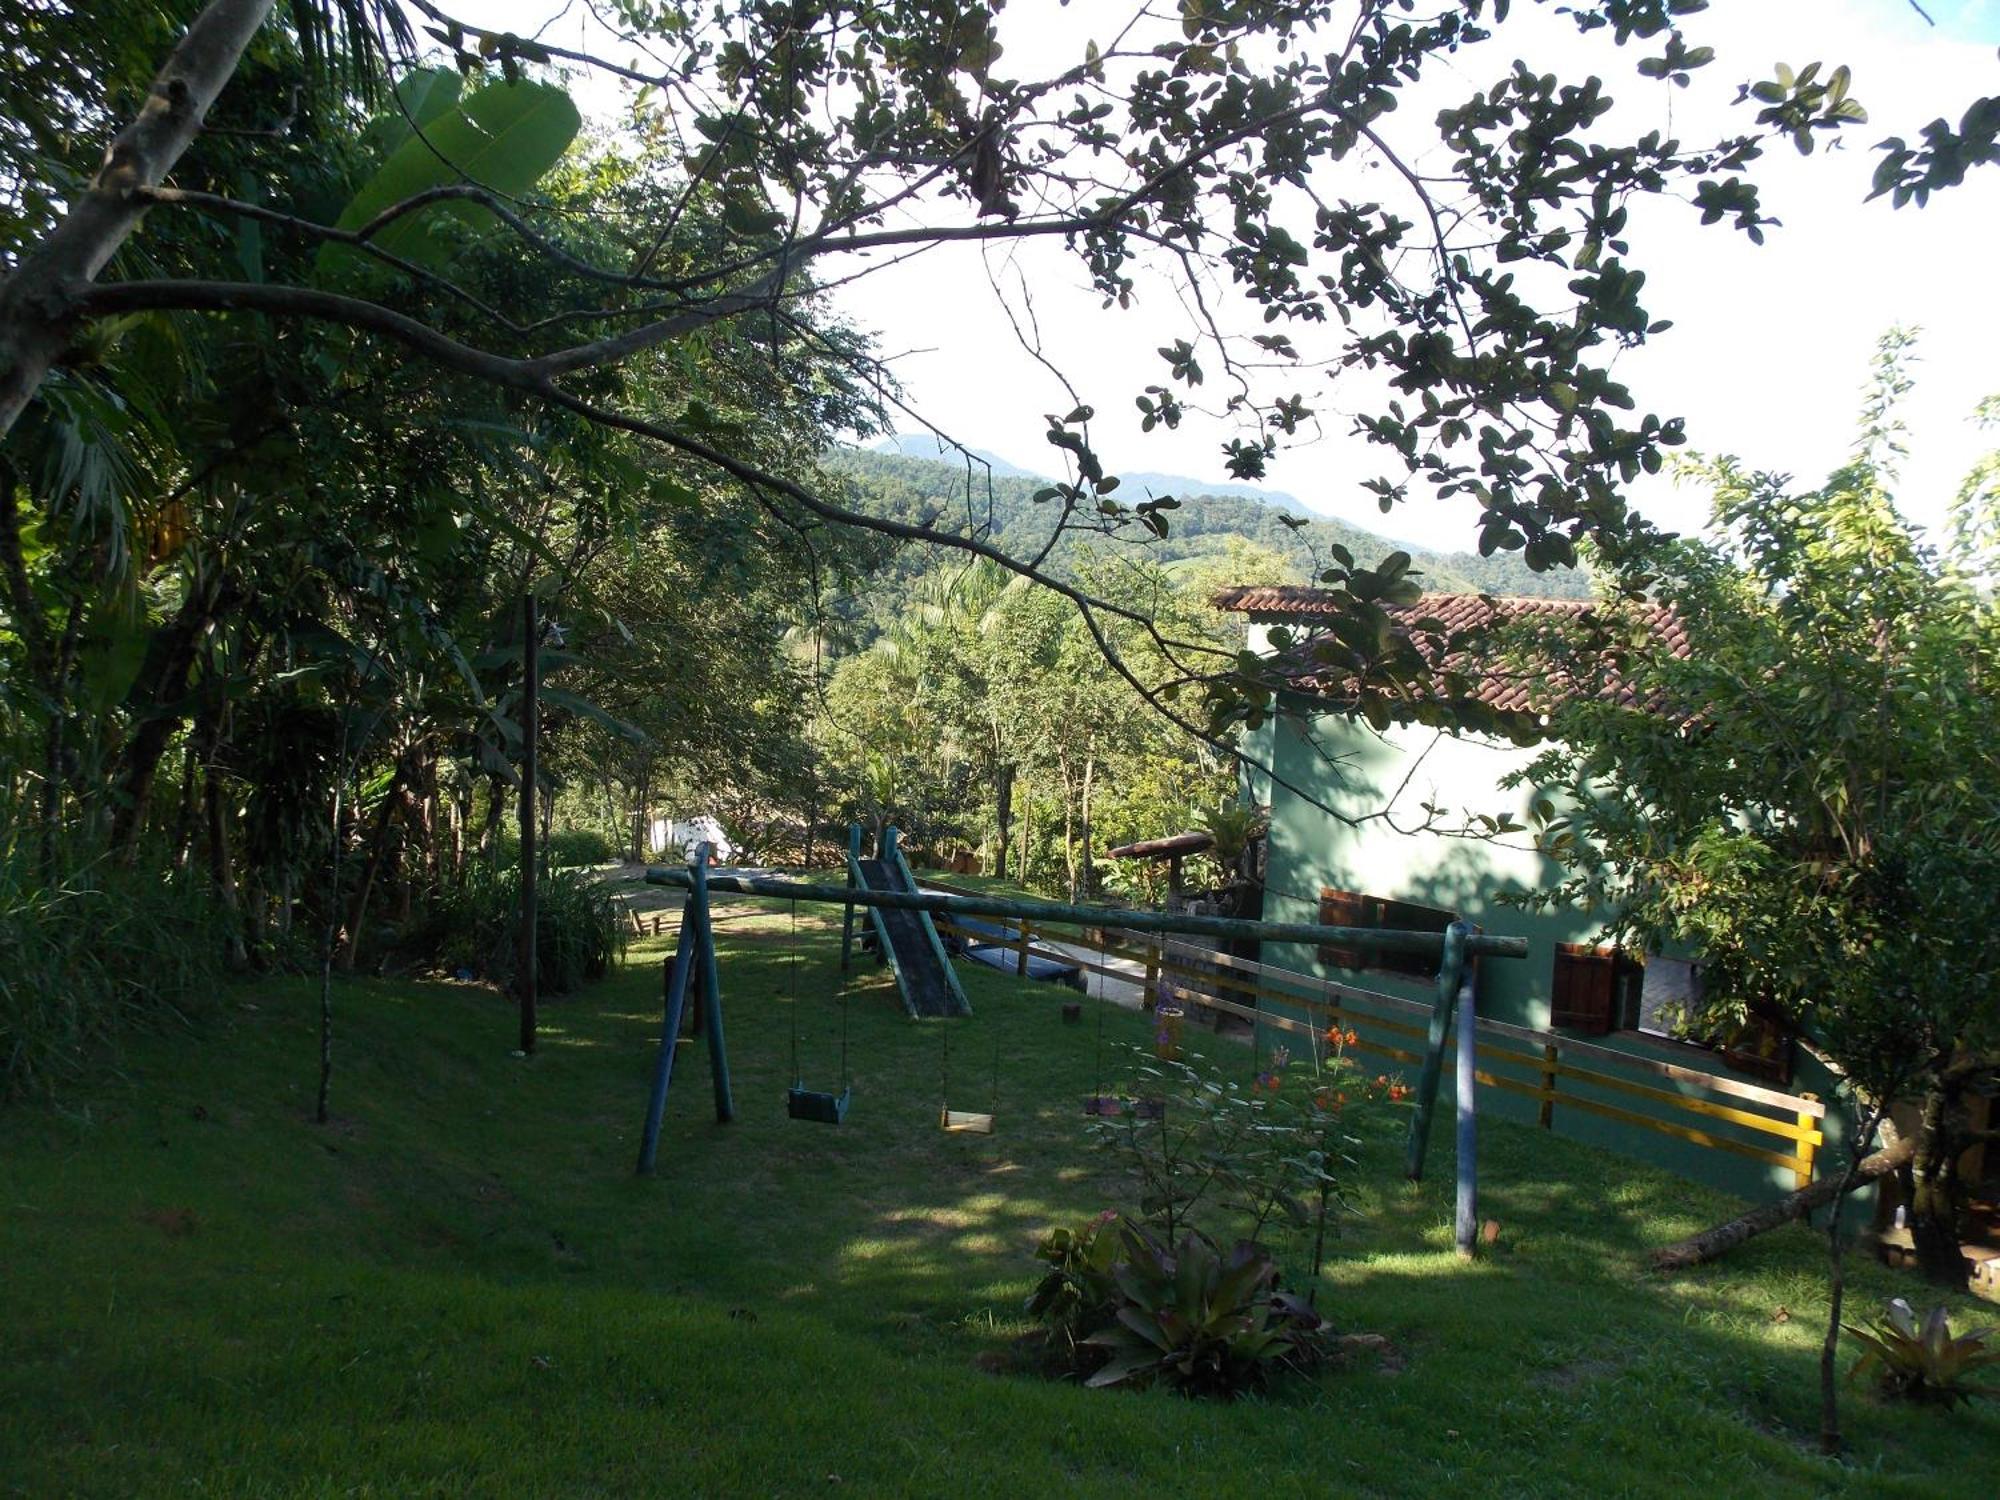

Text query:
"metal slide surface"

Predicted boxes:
[[852, 857, 969, 1017]]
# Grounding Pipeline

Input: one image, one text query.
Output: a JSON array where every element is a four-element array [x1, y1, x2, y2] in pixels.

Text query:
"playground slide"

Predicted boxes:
[[849, 839, 970, 1019]]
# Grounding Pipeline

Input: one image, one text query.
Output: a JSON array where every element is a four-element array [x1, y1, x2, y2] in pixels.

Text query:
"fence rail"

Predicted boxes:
[[920, 880, 1823, 1187]]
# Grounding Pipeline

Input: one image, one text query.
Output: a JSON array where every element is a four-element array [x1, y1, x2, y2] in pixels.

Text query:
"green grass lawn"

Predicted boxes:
[[3, 897, 1994, 1497]]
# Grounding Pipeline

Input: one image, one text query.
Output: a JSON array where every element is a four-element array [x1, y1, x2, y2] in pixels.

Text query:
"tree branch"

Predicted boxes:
[[0, 0, 278, 438]]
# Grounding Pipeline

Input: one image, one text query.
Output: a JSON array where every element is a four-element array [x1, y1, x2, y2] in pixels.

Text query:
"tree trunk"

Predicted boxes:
[[1650, 1133, 1914, 1271], [35, 595, 84, 877], [1820, 1104, 1886, 1457], [170, 739, 200, 871], [340, 759, 405, 972], [992, 759, 1014, 879], [109, 574, 231, 856], [1058, 750, 1076, 903], [479, 773, 505, 867], [203, 755, 247, 968], [0, 0, 277, 437], [447, 771, 467, 886], [1018, 781, 1031, 886], [1079, 752, 1096, 901], [316, 752, 350, 1127], [630, 766, 650, 862], [518, 596, 539, 1054], [1906, 1078, 1968, 1288], [394, 767, 426, 922], [420, 749, 440, 895]]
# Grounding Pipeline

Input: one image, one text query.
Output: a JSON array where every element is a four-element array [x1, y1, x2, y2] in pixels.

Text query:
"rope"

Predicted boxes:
[[787, 897, 801, 1087], [838, 914, 851, 1088], [1091, 923, 1107, 1102], [938, 1021, 950, 1112]]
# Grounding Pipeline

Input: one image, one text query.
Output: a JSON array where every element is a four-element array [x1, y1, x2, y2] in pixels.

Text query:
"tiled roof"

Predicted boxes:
[[1211, 586, 1689, 718]]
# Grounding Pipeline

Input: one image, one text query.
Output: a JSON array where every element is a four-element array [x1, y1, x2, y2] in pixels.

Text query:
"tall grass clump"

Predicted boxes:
[[425, 865, 623, 994], [0, 832, 228, 1102]]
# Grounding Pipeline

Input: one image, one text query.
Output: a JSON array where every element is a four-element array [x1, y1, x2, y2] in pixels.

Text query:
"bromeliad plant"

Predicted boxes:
[[1025, 1039, 1399, 1396], [1080, 1220, 1330, 1398], [1845, 1299, 2000, 1409], [1025, 1211, 1122, 1358]]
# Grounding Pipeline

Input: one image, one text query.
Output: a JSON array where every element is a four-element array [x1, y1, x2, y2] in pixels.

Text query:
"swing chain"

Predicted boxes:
[[787, 897, 801, 1087]]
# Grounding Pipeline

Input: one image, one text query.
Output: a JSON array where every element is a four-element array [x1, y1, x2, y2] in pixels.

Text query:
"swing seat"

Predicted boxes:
[[788, 1085, 851, 1124], [939, 1106, 994, 1134]]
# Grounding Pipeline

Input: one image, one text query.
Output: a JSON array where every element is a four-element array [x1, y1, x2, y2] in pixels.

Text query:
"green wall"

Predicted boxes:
[[1245, 687, 1852, 1204]]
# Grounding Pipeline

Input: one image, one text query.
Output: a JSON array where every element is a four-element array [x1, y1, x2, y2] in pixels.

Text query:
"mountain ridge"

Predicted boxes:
[[870, 433, 1306, 511], [833, 446, 1593, 619]]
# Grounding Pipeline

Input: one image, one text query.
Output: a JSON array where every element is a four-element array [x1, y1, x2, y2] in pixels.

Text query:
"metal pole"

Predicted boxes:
[[1404, 919, 1470, 1181], [517, 594, 538, 1055], [643, 868, 1529, 962]]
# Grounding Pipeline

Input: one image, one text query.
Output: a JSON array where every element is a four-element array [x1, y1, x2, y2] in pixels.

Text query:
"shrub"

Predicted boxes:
[[0, 835, 228, 1102], [1087, 1041, 1373, 1254], [426, 865, 624, 994], [544, 827, 618, 868], [1846, 1299, 1999, 1409]]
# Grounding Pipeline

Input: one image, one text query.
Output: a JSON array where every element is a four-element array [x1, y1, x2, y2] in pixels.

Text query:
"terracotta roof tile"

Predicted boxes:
[[1211, 586, 1689, 718]]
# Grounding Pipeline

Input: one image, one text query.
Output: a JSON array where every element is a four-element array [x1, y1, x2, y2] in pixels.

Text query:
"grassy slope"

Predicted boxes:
[[3, 897, 1993, 1498]]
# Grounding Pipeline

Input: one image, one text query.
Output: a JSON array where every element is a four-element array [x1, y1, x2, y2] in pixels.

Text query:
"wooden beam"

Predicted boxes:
[[643, 867, 1531, 960]]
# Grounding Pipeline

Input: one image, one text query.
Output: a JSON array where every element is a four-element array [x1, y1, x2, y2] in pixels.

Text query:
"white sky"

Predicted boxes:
[[477, 0, 2000, 551]]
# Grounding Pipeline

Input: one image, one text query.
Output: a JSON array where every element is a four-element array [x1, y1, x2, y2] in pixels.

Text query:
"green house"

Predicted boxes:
[[1219, 585, 1842, 1200]]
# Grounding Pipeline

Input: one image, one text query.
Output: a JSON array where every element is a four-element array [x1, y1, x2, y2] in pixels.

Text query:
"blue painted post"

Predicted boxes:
[[689, 845, 735, 1124], [635, 904, 697, 1175], [1454, 962, 1478, 1257], [1404, 919, 1470, 1181], [838, 823, 860, 973]]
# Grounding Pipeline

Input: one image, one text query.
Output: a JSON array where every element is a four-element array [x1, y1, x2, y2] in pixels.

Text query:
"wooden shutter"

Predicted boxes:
[[1550, 943, 1616, 1034], [1318, 889, 1368, 969]]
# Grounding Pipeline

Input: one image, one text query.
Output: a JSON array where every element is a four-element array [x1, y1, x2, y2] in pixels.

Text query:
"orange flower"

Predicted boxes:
[[1346, 1028, 1359, 1047]]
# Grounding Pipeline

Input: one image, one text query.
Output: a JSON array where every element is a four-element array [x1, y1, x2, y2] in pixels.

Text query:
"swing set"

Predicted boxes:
[[635, 829, 1532, 1242]]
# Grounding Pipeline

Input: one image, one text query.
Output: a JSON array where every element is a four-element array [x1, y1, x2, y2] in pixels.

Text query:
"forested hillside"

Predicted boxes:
[[829, 447, 1591, 638]]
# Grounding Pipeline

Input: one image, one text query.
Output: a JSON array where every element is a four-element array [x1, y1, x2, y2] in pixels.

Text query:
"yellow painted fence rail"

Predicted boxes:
[[922, 885, 1823, 1188]]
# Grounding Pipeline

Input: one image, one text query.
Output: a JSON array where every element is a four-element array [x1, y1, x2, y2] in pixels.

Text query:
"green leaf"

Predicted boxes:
[[319, 79, 581, 279], [360, 67, 463, 161]]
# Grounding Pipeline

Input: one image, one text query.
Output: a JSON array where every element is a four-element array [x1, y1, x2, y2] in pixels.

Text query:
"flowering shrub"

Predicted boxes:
[[1085, 1034, 1390, 1267]]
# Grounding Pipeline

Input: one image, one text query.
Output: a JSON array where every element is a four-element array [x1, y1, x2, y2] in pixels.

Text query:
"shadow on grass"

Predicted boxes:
[[2, 893, 1994, 1495]]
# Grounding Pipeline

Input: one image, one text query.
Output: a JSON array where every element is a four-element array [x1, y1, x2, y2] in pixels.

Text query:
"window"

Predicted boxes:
[[1317, 888, 1454, 979], [1623, 954, 1795, 1085], [1635, 956, 1699, 1038]]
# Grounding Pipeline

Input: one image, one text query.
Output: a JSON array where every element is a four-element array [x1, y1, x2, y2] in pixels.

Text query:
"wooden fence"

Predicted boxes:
[[924, 884, 1823, 1188]]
